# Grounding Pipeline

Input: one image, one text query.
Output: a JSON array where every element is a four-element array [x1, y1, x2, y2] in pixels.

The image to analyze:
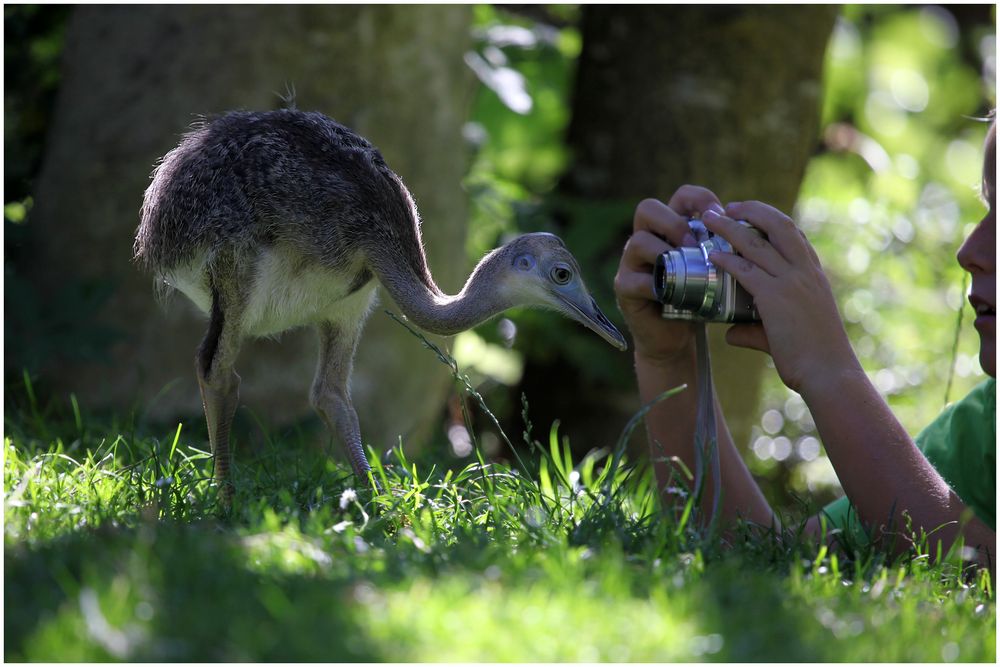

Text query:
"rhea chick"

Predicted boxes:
[[134, 109, 626, 499]]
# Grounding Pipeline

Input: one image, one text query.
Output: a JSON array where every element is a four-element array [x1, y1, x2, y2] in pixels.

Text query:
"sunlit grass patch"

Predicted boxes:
[[5, 408, 995, 662], [4, 432, 215, 544], [367, 571, 699, 662], [7, 505, 992, 661]]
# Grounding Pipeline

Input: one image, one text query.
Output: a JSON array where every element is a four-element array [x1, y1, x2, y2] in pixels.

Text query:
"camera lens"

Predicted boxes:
[[655, 220, 762, 323], [654, 246, 719, 315]]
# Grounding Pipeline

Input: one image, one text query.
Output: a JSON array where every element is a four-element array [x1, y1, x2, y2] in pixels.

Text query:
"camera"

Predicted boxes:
[[653, 219, 761, 323]]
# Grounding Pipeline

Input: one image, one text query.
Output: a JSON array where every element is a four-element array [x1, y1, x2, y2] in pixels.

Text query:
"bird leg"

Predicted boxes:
[[310, 322, 374, 485], [196, 298, 243, 508]]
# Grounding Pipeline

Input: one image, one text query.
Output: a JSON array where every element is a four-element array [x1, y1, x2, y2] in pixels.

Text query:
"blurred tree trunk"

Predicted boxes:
[[521, 6, 838, 455], [24, 6, 475, 451]]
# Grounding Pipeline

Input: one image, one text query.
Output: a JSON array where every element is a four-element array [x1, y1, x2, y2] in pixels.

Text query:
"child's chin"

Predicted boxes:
[[979, 340, 996, 378]]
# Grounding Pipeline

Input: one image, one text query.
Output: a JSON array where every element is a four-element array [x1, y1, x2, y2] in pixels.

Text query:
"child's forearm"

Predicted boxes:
[[635, 348, 776, 528], [634, 347, 698, 491], [800, 366, 995, 562]]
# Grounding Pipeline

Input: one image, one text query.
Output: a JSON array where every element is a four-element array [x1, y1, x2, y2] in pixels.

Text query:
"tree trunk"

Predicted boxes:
[[24, 6, 475, 451], [521, 6, 838, 455]]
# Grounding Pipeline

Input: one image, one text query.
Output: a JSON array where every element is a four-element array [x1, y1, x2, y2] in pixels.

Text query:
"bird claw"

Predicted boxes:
[[356, 466, 384, 494]]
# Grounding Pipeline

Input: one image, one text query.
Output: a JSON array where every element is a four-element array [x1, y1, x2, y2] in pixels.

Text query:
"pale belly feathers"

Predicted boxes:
[[163, 246, 378, 338]]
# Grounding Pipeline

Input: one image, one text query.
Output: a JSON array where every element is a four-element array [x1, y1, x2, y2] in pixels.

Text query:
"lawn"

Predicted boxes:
[[4, 361, 995, 662]]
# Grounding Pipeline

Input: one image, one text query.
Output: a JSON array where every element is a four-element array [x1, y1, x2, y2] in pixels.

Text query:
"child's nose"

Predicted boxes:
[[957, 214, 996, 275]]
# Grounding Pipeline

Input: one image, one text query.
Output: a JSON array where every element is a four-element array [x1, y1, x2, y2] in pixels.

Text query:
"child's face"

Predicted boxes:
[[956, 123, 996, 378]]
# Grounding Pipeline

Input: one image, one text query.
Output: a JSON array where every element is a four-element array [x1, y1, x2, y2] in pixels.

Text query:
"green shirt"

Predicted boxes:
[[821, 378, 996, 544]]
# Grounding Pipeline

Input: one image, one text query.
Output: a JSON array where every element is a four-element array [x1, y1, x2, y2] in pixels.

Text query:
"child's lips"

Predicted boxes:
[[970, 294, 995, 330]]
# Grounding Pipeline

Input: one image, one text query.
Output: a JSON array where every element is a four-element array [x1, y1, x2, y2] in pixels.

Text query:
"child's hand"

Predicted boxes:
[[614, 185, 725, 365], [702, 201, 861, 395]]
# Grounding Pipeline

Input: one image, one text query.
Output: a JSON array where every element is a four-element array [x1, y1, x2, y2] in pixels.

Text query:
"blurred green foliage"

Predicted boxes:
[[458, 5, 635, 440], [458, 5, 606, 424], [750, 5, 995, 503]]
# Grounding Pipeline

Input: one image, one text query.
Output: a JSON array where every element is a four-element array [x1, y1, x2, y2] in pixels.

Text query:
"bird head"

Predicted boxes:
[[497, 232, 628, 351]]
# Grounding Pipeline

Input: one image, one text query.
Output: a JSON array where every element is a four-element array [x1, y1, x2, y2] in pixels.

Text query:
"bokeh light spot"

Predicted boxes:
[[761, 409, 784, 435]]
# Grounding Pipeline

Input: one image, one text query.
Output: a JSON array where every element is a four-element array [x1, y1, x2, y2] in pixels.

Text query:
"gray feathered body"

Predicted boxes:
[[134, 109, 625, 494], [135, 109, 443, 336]]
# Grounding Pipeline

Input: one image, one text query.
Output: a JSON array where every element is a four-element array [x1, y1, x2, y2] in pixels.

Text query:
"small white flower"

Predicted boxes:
[[339, 488, 357, 510], [959, 546, 979, 562], [331, 520, 352, 534]]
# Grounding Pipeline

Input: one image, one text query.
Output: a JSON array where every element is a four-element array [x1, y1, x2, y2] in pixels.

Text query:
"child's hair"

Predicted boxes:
[[984, 112, 995, 197]]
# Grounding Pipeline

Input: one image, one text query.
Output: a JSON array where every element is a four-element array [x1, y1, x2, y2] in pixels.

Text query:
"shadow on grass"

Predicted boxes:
[[683, 559, 820, 662], [5, 520, 381, 661]]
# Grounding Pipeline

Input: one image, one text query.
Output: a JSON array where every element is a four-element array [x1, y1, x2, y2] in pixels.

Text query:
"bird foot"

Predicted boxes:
[[354, 464, 384, 494], [220, 481, 235, 507]]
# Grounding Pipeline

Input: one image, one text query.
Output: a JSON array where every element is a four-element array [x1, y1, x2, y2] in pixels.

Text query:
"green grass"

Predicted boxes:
[[5, 349, 995, 661]]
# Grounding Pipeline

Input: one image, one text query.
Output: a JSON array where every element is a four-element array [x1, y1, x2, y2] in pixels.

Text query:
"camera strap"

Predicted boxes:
[[693, 323, 722, 527]]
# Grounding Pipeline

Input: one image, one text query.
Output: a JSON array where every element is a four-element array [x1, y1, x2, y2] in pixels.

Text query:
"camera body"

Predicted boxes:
[[653, 219, 761, 323]]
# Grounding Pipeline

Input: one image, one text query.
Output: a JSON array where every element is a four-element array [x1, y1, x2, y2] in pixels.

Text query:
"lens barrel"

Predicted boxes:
[[655, 246, 718, 312], [654, 219, 761, 322]]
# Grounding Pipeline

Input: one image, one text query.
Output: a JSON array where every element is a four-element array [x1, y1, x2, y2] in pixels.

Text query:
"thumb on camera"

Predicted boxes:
[[725, 324, 770, 354]]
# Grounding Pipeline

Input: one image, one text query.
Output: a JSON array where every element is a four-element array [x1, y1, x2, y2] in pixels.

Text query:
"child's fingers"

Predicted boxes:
[[614, 267, 659, 302], [666, 184, 725, 220], [706, 250, 771, 296], [633, 198, 693, 246], [623, 230, 672, 269], [724, 200, 815, 264], [725, 324, 770, 354], [702, 209, 788, 277]]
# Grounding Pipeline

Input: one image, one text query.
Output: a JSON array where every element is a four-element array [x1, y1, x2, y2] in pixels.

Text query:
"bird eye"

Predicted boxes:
[[550, 265, 572, 285], [513, 254, 535, 271]]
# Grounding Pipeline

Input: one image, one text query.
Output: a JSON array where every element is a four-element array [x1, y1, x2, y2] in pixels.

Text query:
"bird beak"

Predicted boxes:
[[558, 294, 628, 351]]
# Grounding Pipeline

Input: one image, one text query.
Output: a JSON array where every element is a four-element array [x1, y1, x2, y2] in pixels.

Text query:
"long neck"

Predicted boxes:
[[373, 249, 515, 336]]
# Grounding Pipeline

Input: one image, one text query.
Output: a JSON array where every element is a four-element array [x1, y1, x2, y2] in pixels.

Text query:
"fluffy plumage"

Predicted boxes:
[[135, 109, 624, 500]]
